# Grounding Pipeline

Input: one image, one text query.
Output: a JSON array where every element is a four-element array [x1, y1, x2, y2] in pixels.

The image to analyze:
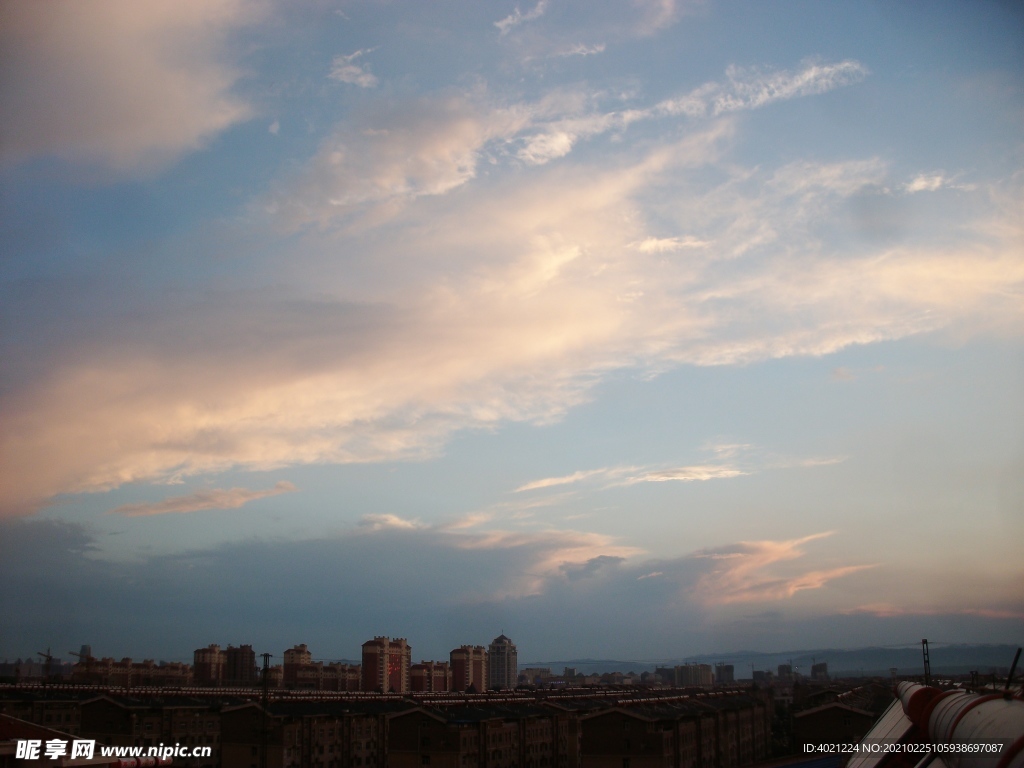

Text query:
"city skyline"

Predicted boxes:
[[1, 1, 1022, 662]]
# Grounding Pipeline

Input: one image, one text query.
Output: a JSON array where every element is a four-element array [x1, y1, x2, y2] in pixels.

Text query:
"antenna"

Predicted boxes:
[[921, 639, 931, 686], [1004, 647, 1021, 697]]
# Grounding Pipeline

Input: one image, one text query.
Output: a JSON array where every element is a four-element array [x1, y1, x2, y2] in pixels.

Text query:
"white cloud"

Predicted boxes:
[[328, 49, 379, 88], [903, 172, 975, 194], [273, 60, 868, 224], [0, 0, 258, 173], [620, 465, 748, 484], [495, 0, 548, 35], [269, 94, 532, 225], [515, 469, 615, 492], [631, 236, 711, 253], [515, 444, 844, 494], [108, 480, 296, 517], [553, 43, 607, 58], [358, 513, 424, 531]]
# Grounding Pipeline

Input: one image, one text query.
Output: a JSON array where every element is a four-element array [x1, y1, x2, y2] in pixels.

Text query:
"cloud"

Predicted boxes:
[[0, 0, 258, 173], [903, 173, 976, 194], [268, 93, 532, 225], [691, 533, 877, 604], [553, 43, 607, 58], [512, 60, 865, 169], [561, 554, 626, 581], [631, 236, 711, 253], [831, 366, 856, 381], [357, 513, 424, 531], [495, 0, 548, 35], [328, 49, 379, 88], [108, 481, 296, 517], [273, 59, 868, 224], [3, 71, 1023, 516], [515, 468, 614, 492], [515, 445, 840, 493], [637, 571, 663, 580], [3, 518, 1021, 660], [619, 465, 748, 485]]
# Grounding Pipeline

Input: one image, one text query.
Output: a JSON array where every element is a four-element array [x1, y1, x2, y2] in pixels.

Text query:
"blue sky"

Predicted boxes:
[[1, 0, 1022, 665]]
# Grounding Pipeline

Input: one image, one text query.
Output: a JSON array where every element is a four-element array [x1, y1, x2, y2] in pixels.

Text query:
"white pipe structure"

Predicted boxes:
[[896, 681, 1024, 768]]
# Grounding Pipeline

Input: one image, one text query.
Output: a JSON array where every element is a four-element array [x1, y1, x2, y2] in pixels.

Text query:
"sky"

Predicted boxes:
[[1, 0, 1022, 667]]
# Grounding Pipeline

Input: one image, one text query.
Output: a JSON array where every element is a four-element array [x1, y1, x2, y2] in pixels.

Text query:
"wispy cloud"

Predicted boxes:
[[515, 444, 842, 494], [328, 49, 379, 88], [631, 236, 711, 253], [514, 59, 866, 168], [515, 468, 615, 492], [495, 0, 547, 35], [692, 533, 877, 604], [553, 43, 606, 58], [357, 513, 424, 531], [108, 481, 296, 517], [619, 464, 748, 485], [903, 172, 975, 193], [274, 59, 868, 225]]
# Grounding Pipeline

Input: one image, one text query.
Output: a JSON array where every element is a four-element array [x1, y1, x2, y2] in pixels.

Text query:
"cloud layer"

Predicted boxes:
[[2, 517, 1019, 661], [0, 0, 256, 172], [2, 118, 1022, 515]]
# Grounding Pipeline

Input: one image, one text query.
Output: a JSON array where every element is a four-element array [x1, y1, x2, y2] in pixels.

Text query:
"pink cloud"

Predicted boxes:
[[692, 532, 877, 604]]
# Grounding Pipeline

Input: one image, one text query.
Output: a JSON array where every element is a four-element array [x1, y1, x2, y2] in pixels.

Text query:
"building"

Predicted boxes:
[[793, 702, 875, 746], [715, 663, 735, 685], [488, 635, 518, 690], [678, 664, 714, 688], [389, 703, 580, 768], [221, 699, 412, 768], [810, 661, 829, 682], [224, 645, 257, 687], [194, 644, 226, 686], [410, 661, 451, 693], [362, 637, 411, 693], [450, 646, 488, 693], [0, 714, 121, 767], [79, 694, 220, 768], [282, 644, 313, 687]]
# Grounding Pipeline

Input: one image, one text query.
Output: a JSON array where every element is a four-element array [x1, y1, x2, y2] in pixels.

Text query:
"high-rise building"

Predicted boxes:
[[410, 660, 451, 692], [361, 637, 411, 693], [224, 644, 257, 686], [450, 646, 488, 692], [715, 663, 734, 684], [677, 663, 714, 687], [488, 635, 518, 690], [283, 644, 313, 687], [810, 662, 829, 682], [193, 644, 226, 686]]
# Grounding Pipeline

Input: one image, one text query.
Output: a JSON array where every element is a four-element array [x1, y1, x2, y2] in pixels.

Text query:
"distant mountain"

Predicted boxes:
[[522, 643, 1020, 678]]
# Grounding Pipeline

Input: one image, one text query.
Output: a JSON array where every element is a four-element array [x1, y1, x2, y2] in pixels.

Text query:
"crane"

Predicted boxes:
[[69, 649, 97, 684], [37, 648, 54, 685]]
